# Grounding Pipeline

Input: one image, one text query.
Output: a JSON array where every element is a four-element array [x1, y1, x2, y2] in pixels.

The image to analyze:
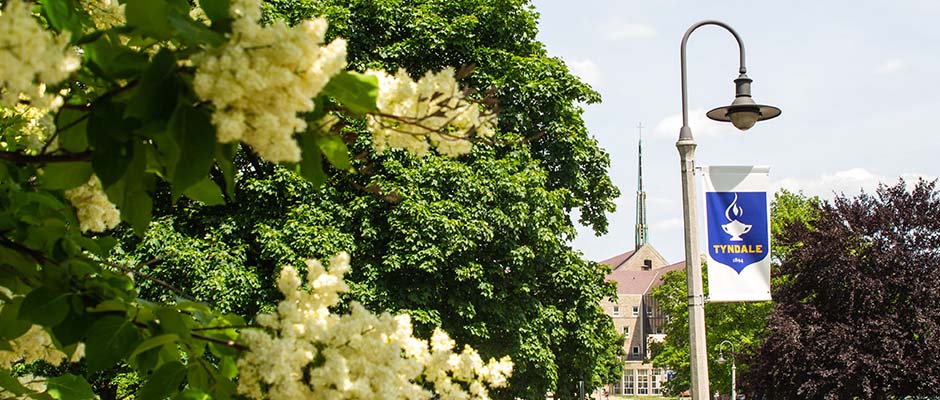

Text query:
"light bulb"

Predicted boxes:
[[729, 110, 760, 131]]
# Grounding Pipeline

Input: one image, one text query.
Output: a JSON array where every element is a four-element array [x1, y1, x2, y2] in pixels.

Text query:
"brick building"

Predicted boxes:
[[595, 125, 683, 396], [599, 245, 682, 396]]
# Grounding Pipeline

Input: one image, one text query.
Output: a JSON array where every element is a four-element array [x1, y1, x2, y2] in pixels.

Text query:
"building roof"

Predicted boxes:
[[606, 261, 684, 295], [598, 250, 637, 270]]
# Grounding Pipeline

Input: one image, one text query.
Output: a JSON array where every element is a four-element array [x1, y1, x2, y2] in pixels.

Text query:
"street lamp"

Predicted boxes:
[[676, 20, 780, 400], [717, 340, 737, 400]]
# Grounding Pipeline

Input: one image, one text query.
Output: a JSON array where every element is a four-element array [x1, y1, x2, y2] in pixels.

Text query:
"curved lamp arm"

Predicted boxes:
[[679, 21, 747, 139]]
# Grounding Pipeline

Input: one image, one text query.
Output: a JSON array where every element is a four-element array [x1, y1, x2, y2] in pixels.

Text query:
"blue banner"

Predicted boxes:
[[705, 192, 769, 274], [701, 166, 772, 302]]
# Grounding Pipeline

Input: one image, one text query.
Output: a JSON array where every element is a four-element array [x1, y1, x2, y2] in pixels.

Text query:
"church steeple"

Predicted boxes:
[[635, 123, 649, 250]]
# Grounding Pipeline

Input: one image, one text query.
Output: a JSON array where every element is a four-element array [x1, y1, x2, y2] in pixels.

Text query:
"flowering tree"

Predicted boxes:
[[107, 1, 626, 398], [0, 0, 511, 398]]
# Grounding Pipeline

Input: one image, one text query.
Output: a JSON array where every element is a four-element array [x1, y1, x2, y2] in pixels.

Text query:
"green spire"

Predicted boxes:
[[635, 123, 648, 250]]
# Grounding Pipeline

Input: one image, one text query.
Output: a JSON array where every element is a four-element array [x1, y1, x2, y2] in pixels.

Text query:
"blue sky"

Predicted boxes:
[[531, 0, 938, 263]]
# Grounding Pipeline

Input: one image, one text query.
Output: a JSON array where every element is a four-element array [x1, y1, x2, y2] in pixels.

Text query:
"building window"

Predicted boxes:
[[622, 326, 629, 335], [642, 259, 652, 270], [632, 306, 639, 316], [646, 305, 653, 317], [651, 370, 662, 395], [637, 371, 649, 395], [624, 371, 635, 395], [632, 346, 640, 355], [613, 306, 620, 316]]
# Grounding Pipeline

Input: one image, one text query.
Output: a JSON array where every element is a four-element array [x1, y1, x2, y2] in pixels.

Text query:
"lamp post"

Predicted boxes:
[[717, 340, 737, 400], [676, 20, 780, 400]]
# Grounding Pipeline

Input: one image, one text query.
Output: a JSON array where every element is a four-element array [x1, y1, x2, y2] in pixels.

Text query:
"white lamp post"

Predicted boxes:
[[717, 340, 737, 400], [676, 20, 780, 400]]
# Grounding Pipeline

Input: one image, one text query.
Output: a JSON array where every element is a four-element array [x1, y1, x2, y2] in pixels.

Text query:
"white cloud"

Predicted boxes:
[[652, 218, 684, 232], [568, 59, 603, 87], [653, 109, 738, 140], [597, 17, 656, 40], [877, 58, 907, 74], [772, 168, 935, 198]]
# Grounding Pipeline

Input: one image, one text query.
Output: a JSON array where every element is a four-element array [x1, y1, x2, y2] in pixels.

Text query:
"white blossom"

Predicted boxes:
[[366, 68, 496, 157], [0, 103, 56, 152], [237, 253, 512, 399], [80, 0, 125, 30], [63, 175, 121, 233], [0, 0, 80, 110], [193, 0, 347, 163], [0, 293, 72, 369]]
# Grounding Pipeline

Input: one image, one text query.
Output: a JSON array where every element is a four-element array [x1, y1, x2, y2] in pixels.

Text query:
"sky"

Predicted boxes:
[[531, 0, 938, 263]]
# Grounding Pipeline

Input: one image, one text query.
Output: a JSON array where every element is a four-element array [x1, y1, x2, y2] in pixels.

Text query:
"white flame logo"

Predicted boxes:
[[720, 193, 752, 241], [725, 193, 743, 221]]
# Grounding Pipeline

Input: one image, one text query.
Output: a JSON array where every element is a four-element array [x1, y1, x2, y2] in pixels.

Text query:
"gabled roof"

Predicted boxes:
[[606, 261, 684, 295], [598, 250, 637, 270]]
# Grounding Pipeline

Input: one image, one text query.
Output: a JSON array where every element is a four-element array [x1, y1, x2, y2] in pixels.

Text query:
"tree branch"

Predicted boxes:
[[0, 150, 91, 164], [93, 257, 198, 302], [191, 332, 249, 352]]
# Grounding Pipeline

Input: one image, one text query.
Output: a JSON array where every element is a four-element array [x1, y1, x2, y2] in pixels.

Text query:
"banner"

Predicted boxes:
[[701, 166, 772, 302]]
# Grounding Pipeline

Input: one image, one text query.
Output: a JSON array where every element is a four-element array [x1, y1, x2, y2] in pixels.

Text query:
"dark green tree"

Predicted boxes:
[[116, 0, 624, 398], [746, 180, 940, 399]]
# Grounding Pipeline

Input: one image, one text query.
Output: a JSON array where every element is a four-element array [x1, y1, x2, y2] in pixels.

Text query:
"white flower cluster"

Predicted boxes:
[[63, 175, 121, 233], [366, 68, 496, 157], [193, 0, 347, 163], [0, 103, 55, 152], [237, 253, 512, 399], [0, 0, 80, 110], [80, 0, 126, 30], [0, 325, 68, 369], [0, 289, 84, 369]]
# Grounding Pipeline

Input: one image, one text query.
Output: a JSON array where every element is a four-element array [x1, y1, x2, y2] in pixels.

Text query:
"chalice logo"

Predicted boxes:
[[721, 193, 752, 241]]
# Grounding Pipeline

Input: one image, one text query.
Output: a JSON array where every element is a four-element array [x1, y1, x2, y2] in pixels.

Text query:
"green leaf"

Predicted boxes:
[[20, 287, 71, 327], [51, 310, 97, 347], [87, 299, 129, 313], [125, 183, 154, 236], [187, 363, 211, 391], [322, 71, 380, 116], [85, 315, 142, 373], [46, 374, 95, 400], [88, 103, 134, 188], [130, 334, 180, 359], [56, 109, 89, 152], [40, 0, 86, 37], [183, 179, 224, 206], [168, 103, 216, 198], [176, 389, 211, 400], [0, 297, 31, 340], [198, 0, 231, 25], [297, 134, 326, 186], [168, 14, 226, 47], [156, 308, 192, 339], [219, 356, 237, 380], [215, 143, 236, 197], [123, 0, 181, 39], [83, 38, 151, 79], [0, 368, 29, 396], [126, 50, 179, 121], [138, 361, 186, 400], [39, 162, 93, 190], [314, 132, 351, 170]]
